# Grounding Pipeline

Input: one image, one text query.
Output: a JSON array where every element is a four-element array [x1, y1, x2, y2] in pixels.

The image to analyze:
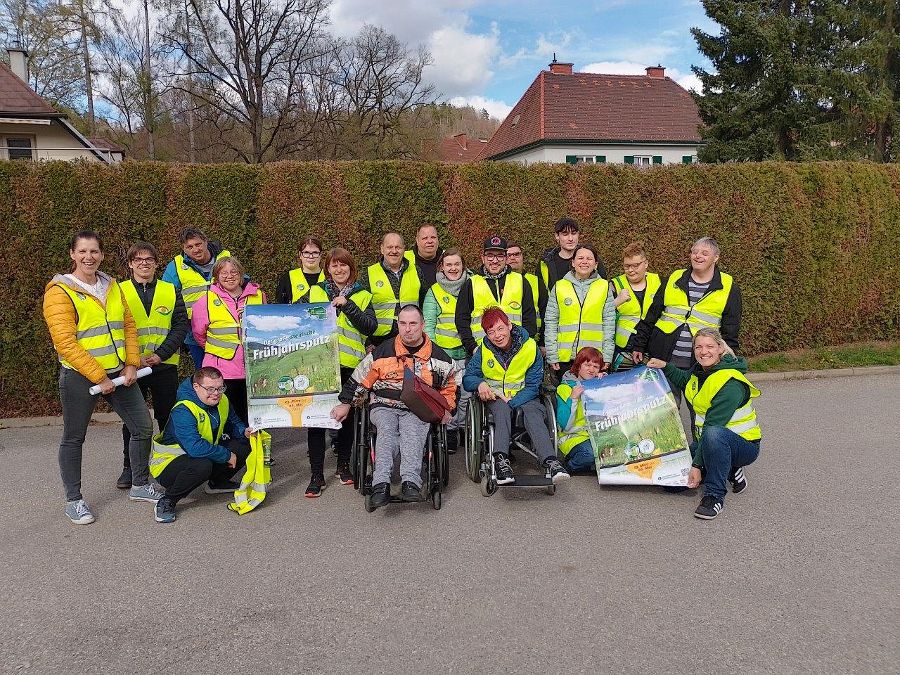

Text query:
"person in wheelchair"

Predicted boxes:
[[331, 305, 456, 508], [463, 308, 570, 485]]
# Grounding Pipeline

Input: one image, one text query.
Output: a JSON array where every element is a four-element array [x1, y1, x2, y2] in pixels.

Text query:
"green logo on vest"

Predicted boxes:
[[509, 301, 521, 310], [76, 292, 86, 300], [443, 296, 450, 303], [376, 280, 384, 288], [198, 412, 206, 423], [213, 298, 222, 306], [487, 359, 495, 368], [564, 298, 573, 306], [181, 262, 189, 270], [156, 306, 171, 315]]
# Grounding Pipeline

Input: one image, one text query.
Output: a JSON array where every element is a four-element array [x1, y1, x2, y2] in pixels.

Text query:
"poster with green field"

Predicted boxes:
[[243, 303, 341, 429], [582, 366, 691, 486]]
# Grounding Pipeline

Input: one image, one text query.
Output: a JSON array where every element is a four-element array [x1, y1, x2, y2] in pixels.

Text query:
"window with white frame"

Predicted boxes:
[[574, 155, 596, 164], [4, 137, 35, 161], [632, 155, 652, 166]]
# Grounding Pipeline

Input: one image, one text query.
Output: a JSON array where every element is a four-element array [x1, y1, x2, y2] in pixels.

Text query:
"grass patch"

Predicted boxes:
[[748, 341, 900, 373]]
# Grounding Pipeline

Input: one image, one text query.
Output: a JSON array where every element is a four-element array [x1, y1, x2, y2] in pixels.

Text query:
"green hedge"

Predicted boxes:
[[1, 160, 898, 415]]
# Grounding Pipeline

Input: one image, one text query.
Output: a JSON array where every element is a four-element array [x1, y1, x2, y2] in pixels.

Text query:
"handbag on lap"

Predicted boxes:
[[400, 364, 451, 424]]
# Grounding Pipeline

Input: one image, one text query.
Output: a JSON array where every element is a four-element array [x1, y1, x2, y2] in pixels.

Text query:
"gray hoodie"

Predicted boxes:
[[544, 270, 615, 364]]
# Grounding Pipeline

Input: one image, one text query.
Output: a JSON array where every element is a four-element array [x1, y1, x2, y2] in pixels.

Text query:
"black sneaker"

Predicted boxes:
[[370, 482, 390, 509], [494, 454, 515, 485], [545, 458, 570, 484], [204, 479, 241, 494], [335, 464, 355, 486], [729, 467, 748, 494], [305, 474, 326, 498], [154, 497, 177, 523], [400, 481, 422, 502], [694, 495, 724, 520], [446, 431, 458, 455], [116, 467, 132, 490]]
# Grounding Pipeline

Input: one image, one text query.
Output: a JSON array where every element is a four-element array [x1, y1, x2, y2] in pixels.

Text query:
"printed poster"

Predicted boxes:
[[582, 366, 691, 486], [243, 303, 342, 429]]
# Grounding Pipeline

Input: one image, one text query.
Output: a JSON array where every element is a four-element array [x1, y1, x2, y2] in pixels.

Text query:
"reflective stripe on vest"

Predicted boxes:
[[685, 369, 761, 442], [655, 269, 733, 336], [470, 273, 525, 342], [56, 280, 127, 372], [204, 289, 264, 360], [150, 396, 230, 478], [431, 283, 462, 350], [554, 278, 609, 362], [120, 279, 180, 366], [288, 268, 325, 303], [556, 382, 590, 456], [174, 250, 231, 316], [480, 337, 537, 400], [368, 263, 421, 337], [613, 273, 661, 348], [309, 285, 370, 367]]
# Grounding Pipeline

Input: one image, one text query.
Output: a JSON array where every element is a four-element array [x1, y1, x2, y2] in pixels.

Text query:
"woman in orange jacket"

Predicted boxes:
[[43, 230, 160, 525]]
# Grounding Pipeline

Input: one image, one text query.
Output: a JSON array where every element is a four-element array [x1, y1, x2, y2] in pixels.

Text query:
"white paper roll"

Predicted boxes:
[[89, 367, 153, 395]]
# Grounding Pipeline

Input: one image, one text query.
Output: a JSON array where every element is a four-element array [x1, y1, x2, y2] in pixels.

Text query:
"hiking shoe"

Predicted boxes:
[[154, 497, 177, 523], [65, 499, 95, 525], [729, 467, 748, 494], [116, 467, 132, 489], [335, 464, 355, 486], [129, 483, 164, 503], [370, 482, 390, 509], [204, 479, 240, 494], [694, 495, 724, 520], [546, 458, 570, 484], [305, 475, 326, 498], [400, 481, 422, 502], [494, 454, 515, 485]]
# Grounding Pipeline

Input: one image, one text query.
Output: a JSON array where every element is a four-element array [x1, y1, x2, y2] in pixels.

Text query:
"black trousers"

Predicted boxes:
[[121, 365, 179, 468], [156, 439, 251, 503], [307, 367, 354, 475], [225, 378, 249, 427]]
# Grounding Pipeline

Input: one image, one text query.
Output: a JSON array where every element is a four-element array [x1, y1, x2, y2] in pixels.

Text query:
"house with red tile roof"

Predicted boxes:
[[433, 133, 487, 163], [1, 47, 118, 162], [478, 60, 703, 166]]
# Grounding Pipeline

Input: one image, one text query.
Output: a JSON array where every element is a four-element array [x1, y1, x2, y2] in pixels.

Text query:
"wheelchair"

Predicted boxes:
[[350, 402, 449, 511], [464, 387, 560, 496]]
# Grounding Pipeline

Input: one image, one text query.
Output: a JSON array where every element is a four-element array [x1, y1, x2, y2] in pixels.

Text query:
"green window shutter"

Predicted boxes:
[[565, 155, 577, 164], [652, 155, 663, 164], [682, 155, 693, 164], [624, 155, 634, 164], [595, 155, 606, 163]]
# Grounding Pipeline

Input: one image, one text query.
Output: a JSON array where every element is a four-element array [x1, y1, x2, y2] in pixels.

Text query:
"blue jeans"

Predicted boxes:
[[564, 439, 595, 473], [187, 343, 206, 371], [691, 425, 760, 501]]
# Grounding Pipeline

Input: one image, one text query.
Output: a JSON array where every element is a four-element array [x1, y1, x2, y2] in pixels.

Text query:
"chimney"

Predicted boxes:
[[548, 53, 573, 75], [645, 64, 665, 78], [7, 44, 29, 82]]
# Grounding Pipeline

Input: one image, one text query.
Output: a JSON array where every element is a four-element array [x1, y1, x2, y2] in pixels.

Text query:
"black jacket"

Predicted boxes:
[[454, 267, 537, 355], [626, 266, 742, 360], [128, 278, 190, 368], [410, 245, 444, 303]]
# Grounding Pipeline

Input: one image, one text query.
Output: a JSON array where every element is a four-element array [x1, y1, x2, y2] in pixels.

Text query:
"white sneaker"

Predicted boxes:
[[65, 499, 96, 525], [129, 483, 165, 503]]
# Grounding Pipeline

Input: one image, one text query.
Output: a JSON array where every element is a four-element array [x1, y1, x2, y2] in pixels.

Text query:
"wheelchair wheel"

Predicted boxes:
[[364, 493, 376, 512], [465, 399, 484, 483], [545, 485, 556, 496], [352, 405, 367, 492], [541, 390, 561, 460], [439, 427, 450, 487], [431, 487, 442, 510], [479, 467, 497, 497]]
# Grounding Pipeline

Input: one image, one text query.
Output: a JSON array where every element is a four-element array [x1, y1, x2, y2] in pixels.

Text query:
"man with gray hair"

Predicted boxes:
[[627, 236, 742, 398]]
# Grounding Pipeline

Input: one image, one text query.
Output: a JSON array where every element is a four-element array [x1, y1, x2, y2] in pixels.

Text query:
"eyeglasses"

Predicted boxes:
[[484, 253, 506, 260], [301, 251, 321, 258], [219, 270, 240, 278], [195, 383, 226, 395], [506, 251, 523, 257], [623, 260, 647, 271], [132, 256, 157, 264]]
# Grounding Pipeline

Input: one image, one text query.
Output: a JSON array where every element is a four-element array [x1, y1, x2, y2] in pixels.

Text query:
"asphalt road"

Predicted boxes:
[[0, 374, 897, 674]]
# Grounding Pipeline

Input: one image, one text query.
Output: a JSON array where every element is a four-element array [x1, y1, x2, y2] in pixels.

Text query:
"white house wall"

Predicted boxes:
[[502, 144, 700, 165], [0, 120, 100, 161]]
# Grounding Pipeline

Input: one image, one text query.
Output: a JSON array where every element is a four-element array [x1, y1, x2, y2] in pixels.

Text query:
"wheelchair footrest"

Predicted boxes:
[[500, 474, 554, 487]]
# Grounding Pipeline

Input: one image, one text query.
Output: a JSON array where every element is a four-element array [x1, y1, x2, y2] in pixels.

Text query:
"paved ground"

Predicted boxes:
[[0, 374, 897, 674]]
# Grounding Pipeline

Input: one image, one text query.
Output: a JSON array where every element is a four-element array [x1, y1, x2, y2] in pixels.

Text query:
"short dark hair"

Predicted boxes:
[[571, 244, 598, 263], [193, 366, 223, 384], [179, 227, 208, 244], [299, 236, 323, 254], [398, 303, 423, 319], [553, 217, 580, 234], [126, 241, 159, 262], [70, 230, 102, 252], [439, 247, 465, 267]]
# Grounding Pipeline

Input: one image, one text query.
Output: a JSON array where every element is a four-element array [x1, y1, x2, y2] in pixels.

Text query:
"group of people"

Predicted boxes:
[[43, 217, 761, 525]]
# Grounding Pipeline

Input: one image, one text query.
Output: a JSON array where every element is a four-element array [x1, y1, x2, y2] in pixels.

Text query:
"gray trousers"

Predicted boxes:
[[58, 367, 153, 501], [447, 357, 471, 432], [487, 397, 555, 463], [370, 407, 431, 488]]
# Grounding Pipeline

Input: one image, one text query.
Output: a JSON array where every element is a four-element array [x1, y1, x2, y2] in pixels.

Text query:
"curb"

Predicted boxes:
[[2, 365, 899, 428]]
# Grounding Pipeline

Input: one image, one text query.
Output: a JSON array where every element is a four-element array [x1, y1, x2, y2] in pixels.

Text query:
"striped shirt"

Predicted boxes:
[[670, 278, 710, 367]]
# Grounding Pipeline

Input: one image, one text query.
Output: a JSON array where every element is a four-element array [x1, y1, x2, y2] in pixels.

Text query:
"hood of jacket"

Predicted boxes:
[[560, 270, 602, 295], [560, 369, 580, 387]]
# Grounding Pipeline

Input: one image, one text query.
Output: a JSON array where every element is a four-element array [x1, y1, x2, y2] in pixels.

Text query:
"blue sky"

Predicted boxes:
[[328, 0, 719, 119]]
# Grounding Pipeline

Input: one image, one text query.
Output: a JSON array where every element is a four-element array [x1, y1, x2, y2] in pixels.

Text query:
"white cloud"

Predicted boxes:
[[246, 315, 303, 331], [676, 73, 703, 93], [535, 32, 573, 59], [428, 23, 500, 96], [582, 61, 648, 75], [449, 95, 513, 120]]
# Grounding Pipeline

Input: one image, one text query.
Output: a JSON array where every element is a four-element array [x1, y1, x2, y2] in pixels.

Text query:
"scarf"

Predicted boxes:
[[480, 265, 509, 282], [435, 270, 468, 297], [323, 279, 362, 300]]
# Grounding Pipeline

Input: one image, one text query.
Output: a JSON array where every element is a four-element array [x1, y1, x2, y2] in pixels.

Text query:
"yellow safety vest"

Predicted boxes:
[[655, 269, 733, 336], [120, 279, 180, 366], [430, 282, 462, 350], [367, 263, 421, 337], [612, 272, 661, 349], [525, 272, 541, 331], [470, 273, 525, 343], [228, 430, 271, 514], [55, 279, 127, 373], [149, 397, 229, 478], [553, 277, 609, 362], [480, 337, 537, 400], [174, 250, 231, 317], [685, 369, 761, 442], [204, 289, 264, 360], [556, 382, 589, 456], [288, 268, 326, 303], [309, 285, 372, 368]]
